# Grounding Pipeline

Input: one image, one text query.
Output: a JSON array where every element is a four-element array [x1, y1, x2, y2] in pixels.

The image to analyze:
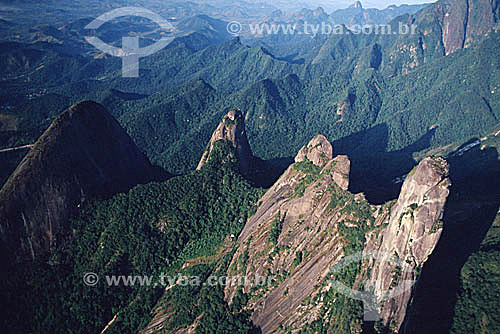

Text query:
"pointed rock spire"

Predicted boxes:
[[367, 156, 451, 329], [0, 101, 158, 263], [349, 1, 363, 9], [294, 134, 333, 167], [197, 109, 253, 175]]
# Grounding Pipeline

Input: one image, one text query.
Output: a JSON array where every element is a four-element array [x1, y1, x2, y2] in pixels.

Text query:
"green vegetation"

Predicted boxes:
[[430, 220, 444, 233], [293, 159, 323, 175], [301, 186, 376, 334], [238, 236, 252, 272], [292, 250, 303, 269], [269, 211, 286, 245], [450, 214, 500, 334], [0, 141, 263, 333], [407, 166, 418, 178], [2, 5, 500, 333], [3, 29, 500, 182], [390, 255, 403, 288], [293, 159, 323, 197], [194, 253, 257, 334]]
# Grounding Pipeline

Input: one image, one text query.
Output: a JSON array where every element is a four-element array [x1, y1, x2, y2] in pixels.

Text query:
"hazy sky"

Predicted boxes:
[[315, 0, 436, 10], [356, 0, 435, 8]]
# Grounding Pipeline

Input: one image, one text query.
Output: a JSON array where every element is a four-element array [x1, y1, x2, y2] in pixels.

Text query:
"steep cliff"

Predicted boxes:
[[0, 101, 159, 264], [223, 135, 450, 333], [365, 157, 450, 330], [197, 108, 254, 176], [439, 0, 499, 54], [382, 0, 500, 74]]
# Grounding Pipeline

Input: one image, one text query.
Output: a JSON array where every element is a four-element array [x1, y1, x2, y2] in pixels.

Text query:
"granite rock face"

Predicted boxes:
[[140, 134, 451, 334], [197, 109, 253, 175], [224, 137, 450, 333], [383, 0, 499, 74], [225, 135, 352, 333], [0, 101, 157, 263], [432, 0, 500, 55], [366, 156, 451, 330], [294, 134, 333, 168]]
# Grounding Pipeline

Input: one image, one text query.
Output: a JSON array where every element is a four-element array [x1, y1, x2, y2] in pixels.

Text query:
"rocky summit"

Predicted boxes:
[[0, 101, 158, 263], [365, 156, 451, 329], [222, 137, 450, 333], [1, 0, 499, 332], [197, 109, 254, 175], [294, 134, 333, 167]]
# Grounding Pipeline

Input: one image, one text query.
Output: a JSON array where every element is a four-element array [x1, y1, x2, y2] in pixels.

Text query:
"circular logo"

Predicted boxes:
[[84, 7, 176, 77], [227, 21, 243, 35], [83, 272, 99, 286]]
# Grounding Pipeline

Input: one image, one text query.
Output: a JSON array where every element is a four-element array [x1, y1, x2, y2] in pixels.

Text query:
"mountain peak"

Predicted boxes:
[[0, 101, 159, 263], [367, 156, 450, 328], [349, 1, 363, 9], [197, 108, 253, 175], [294, 134, 333, 167], [313, 7, 326, 16]]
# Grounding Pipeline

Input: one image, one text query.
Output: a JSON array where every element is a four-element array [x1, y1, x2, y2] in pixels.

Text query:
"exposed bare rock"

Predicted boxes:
[[464, 0, 499, 47], [438, 0, 499, 55], [383, 0, 500, 74], [366, 156, 450, 330], [327, 155, 350, 191], [294, 134, 333, 167], [197, 108, 253, 175], [224, 141, 450, 333], [0, 101, 158, 264], [441, 0, 469, 55], [224, 135, 358, 333], [139, 132, 450, 334], [350, 1, 363, 9]]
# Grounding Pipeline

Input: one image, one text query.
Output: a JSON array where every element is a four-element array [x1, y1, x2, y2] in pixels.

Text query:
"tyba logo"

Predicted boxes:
[[85, 7, 175, 77]]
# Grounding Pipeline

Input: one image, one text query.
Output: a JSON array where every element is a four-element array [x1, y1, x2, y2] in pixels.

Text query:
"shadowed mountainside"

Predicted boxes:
[[0, 101, 165, 264]]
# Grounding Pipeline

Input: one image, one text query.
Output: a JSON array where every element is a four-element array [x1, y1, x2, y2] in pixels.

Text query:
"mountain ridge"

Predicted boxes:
[[221, 135, 450, 333], [0, 101, 162, 264]]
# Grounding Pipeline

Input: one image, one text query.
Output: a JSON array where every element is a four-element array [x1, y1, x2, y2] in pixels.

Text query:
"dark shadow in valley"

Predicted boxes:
[[333, 124, 436, 204], [362, 321, 376, 334], [362, 321, 392, 334], [250, 156, 294, 188], [259, 47, 305, 65], [109, 89, 149, 101], [275, 52, 305, 65], [249, 327, 262, 334], [401, 142, 500, 334], [0, 148, 29, 189]]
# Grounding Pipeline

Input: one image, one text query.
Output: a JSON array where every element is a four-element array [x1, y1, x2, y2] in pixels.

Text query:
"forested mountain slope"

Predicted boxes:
[[0, 101, 162, 264]]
